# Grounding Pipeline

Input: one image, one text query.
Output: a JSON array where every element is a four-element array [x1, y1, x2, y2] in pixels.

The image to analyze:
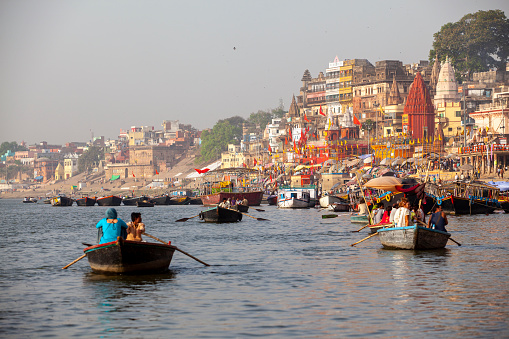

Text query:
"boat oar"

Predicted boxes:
[[175, 214, 200, 222], [350, 232, 378, 247], [62, 254, 87, 269], [239, 211, 269, 221], [351, 223, 371, 232], [321, 214, 338, 219], [144, 233, 210, 266]]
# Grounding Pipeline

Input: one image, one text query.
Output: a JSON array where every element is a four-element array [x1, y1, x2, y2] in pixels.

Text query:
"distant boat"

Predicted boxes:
[[51, 196, 74, 206], [319, 195, 342, 208], [84, 237, 176, 274], [377, 225, 451, 250], [266, 195, 277, 205], [96, 195, 122, 206], [123, 196, 151, 206], [136, 200, 155, 207], [171, 196, 190, 205], [22, 197, 38, 203], [151, 195, 172, 205], [327, 202, 350, 212], [76, 196, 96, 206], [199, 206, 242, 223], [350, 214, 370, 224], [277, 189, 310, 209]]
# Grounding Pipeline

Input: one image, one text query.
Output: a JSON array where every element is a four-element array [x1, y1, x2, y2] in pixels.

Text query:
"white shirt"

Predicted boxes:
[[396, 207, 410, 227]]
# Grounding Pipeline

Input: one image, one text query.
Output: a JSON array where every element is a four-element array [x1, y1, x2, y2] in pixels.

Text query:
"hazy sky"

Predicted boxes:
[[1, 0, 508, 145]]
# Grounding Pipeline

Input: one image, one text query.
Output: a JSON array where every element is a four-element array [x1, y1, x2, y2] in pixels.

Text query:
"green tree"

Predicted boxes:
[[248, 110, 273, 130], [429, 10, 509, 80], [78, 147, 103, 173], [198, 119, 244, 163], [361, 119, 374, 132], [0, 141, 27, 156]]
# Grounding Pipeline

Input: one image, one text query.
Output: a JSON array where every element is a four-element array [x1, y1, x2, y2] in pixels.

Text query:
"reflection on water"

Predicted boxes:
[[0, 200, 508, 337]]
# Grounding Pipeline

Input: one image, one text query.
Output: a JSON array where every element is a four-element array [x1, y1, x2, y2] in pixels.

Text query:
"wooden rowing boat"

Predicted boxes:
[[199, 206, 242, 223], [76, 196, 96, 206], [84, 237, 176, 274], [96, 195, 123, 206], [351, 214, 370, 224], [377, 225, 450, 250], [136, 200, 155, 207]]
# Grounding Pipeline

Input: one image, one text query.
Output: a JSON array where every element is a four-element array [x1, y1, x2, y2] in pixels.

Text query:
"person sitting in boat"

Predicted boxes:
[[381, 205, 392, 224], [357, 202, 368, 216], [373, 203, 385, 224], [242, 197, 248, 206], [219, 198, 228, 208], [389, 203, 398, 223], [96, 208, 128, 244], [126, 212, 145, 242], [428, 205, 448, 232], [393, 198, 410, 227]]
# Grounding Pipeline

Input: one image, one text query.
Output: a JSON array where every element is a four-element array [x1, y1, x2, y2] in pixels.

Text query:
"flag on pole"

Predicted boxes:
[[319, 105, 326, 116], [132, 172, 135, 177], [254, 158, 257, 166], [155, 170, 159, 175], [353, 114, 361, 126], [304, 114, 310, 122]]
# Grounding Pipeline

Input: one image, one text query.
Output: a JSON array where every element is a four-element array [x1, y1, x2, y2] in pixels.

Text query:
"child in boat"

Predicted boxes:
[[127, 212, 145, 241], [96, 208, 128, 244]]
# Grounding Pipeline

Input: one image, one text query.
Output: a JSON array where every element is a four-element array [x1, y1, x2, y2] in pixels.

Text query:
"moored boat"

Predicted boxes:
[[171, 196, 190, 205], [122, 196, 151, 206], [22, 197, 38, 203], [319, 195, 342, 208], [84, 237, 176, 274], [96, 195, 122, 206], [51, 196, 74, 206], [199, 206, 242, 223], [76, 196, 96, 206], [327, 202, 350, 212], [267, 195, 277, 205], [137, 200, 155, 207], [377, 225, 450, 250], [201, 191, 264, 206], [187, 197, 203, 205], [277, 189, 310, 208]]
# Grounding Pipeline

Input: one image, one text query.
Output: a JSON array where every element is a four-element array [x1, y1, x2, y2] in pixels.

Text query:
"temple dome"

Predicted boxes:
[[434, 58, 460, 105]]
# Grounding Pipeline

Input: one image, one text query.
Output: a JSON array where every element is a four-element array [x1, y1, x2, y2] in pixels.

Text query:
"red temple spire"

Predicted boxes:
[[403, 72, 435, 140]]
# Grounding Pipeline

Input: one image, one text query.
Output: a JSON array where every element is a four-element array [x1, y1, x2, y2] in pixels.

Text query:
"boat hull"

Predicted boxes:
[[122, 196, 151, 206], [328, 203, 350, 212], [231, 204, 249, 212], [278, 197, 310, 208], [266, 195, 277, 205], [76, 197, 96, 206], [84, 238, 175, 274], [136, 200, 155, 207], [51, 196, 74, 206], [319, 195, 342, 208], [449, 196, 497, 215], [96, 196, 123, 206], [351, 214, 370, 224], [377, 225, 450, 250], [201, 191, 263, 206], [199, 206, 242, 223]]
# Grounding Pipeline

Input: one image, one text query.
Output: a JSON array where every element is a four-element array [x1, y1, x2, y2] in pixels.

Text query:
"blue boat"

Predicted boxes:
[[377, 225, 450, 250]]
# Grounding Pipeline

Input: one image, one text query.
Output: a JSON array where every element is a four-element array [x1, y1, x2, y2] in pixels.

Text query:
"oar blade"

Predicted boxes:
[[175, 218, 189, 222], [256, 217, 269, 221]]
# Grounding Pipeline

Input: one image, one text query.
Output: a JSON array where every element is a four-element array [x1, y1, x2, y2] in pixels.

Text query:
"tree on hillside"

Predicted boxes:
[[198, 119, 244, 163], [0, 141, 27, 155], [78, 147, 103, 173], [429, 10, 509, 80]]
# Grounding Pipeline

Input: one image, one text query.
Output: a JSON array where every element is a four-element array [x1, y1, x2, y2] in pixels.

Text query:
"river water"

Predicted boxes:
[[0, 198, 508, 338]]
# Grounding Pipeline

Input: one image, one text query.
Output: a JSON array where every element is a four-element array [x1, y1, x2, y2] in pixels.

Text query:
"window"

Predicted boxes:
[[455, 111, 462, 117], [448, 128, 452, 131]]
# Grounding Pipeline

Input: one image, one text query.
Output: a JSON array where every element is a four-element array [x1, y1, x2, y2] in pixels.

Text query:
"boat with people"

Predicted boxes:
[[377, 225, 451, 250], [199, 206, 243, 223], [22, 197, 38, 203], [51, 195, 74, 206], [277, 189, 310, 208], [231, 204, 249, 212], [96, 195, 123, 206], [83, 237, 176, 274], [200, 168, 264, 206], [76, 196, 96, 206]]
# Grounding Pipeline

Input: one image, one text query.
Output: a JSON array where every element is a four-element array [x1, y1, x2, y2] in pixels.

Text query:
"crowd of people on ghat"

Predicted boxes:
[[96, 208, 147, 244]]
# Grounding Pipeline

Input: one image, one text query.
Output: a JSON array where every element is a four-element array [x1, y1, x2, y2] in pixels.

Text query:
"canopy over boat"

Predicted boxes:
[[364, 176, 403, 192]]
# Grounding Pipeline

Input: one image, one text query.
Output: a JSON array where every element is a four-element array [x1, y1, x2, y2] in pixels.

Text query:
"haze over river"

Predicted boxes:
[[1, 199, 508, 338]]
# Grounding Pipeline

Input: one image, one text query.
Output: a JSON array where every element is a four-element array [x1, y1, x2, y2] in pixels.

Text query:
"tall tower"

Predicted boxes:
[[404, 72, 435, 140], [434, 57, 460, 107]]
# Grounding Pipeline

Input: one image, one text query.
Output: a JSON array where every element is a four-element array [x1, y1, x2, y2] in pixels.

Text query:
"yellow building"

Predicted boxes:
[[221, 144, 256, 169], [54, 163, 65, 181], [435, 102, 462, 141], [382, 104, 405, 137], [338, 60, 354, 112]]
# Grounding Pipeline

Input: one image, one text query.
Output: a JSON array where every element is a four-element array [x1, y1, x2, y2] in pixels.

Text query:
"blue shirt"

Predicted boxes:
[[96, 218, 128, 244]]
